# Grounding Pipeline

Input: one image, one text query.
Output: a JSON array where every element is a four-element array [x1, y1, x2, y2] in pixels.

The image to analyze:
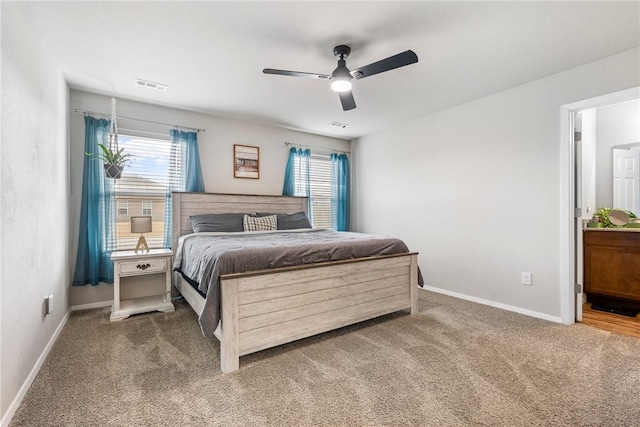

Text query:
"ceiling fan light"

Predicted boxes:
[[331, 60, 352, 92], [331, 79, 352, 92]]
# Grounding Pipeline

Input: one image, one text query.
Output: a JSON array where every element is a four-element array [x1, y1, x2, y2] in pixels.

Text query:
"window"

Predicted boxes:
[[142, 200, 152, 216], [284, 147, 349, 231], [113, 134, 177, 250], [117, 200, 128, 216], [309, 155, 332, 229], [74, 121, 200, 287]]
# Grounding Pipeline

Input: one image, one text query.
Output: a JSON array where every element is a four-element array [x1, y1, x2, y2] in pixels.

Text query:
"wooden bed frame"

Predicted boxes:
[[171, 192, 419, 373]]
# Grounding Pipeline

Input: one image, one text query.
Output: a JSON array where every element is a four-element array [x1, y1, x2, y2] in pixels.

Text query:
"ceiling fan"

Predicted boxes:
[[263, 45, 418, 111]]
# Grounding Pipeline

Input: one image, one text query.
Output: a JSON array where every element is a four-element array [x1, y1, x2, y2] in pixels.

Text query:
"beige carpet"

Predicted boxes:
[[10, 291, 640, 426]]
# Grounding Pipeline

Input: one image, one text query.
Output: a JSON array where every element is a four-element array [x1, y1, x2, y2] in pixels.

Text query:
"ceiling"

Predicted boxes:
[[9, 1, 639, 140]]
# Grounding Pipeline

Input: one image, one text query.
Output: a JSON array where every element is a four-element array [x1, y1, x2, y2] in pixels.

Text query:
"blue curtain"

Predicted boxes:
[[282, 147, 313, 224], [282, 147, 297, 196], [331, 153, 350, 231], [73, 116, 115, 285], [182, 130, 205, 192], [163, 129, 205, 248]]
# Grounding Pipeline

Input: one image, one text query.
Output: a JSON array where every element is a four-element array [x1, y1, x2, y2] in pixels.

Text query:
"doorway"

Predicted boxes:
[[560, 87, 640, 325]]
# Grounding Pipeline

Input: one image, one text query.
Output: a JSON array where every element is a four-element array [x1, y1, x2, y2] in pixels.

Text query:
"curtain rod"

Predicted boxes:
[[284, 141, 350, 155], [74, 108, 206, 133]]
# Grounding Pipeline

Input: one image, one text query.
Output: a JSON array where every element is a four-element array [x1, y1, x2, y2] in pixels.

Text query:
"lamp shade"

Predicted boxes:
[[130, 216, 152, 234]]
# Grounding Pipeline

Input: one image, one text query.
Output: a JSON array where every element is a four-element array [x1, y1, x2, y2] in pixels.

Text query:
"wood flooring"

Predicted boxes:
[[580, 302, 640, 338]]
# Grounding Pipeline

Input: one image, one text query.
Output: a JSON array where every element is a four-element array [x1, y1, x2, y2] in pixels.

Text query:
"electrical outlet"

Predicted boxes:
[[522, 272, 532, 286]]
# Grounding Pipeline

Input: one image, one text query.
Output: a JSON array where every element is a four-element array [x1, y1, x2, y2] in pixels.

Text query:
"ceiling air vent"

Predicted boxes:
[[134, 78, 168, 91], [330, 121, 349, 129]]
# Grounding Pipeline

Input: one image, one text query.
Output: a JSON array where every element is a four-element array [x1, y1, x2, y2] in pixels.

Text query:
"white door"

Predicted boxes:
[[613, 148, 640, 215]]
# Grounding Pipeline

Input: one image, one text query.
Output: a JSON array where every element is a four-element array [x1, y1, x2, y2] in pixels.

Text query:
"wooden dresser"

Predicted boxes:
[[583, 229, 640, 310]]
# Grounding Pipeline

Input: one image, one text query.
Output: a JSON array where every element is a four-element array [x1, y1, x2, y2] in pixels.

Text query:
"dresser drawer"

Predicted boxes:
[[118, 258, 168, 276]]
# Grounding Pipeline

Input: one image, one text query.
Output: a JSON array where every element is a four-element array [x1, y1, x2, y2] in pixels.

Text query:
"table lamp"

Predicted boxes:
[[130, 216, 152, 253]]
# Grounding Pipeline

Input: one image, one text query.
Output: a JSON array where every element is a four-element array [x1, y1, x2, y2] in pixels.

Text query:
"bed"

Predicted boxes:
[[171, 192, 419, 373]]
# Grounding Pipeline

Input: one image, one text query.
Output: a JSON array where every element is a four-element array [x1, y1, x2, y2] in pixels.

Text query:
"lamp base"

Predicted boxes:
[[134, 235, 149, 253]]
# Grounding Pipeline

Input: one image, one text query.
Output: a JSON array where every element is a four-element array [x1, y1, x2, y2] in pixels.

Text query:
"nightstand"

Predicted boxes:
[[110, 248, 174, 321]]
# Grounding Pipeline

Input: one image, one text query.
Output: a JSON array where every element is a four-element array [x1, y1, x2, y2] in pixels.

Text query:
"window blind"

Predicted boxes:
[[310, 155, 332, 229], [113, 135, 174, 250]]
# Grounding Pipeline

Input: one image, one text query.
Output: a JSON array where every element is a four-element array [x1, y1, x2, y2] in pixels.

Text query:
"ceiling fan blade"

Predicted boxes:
[[350, 50, 418, 80], [339, 91, 357, 111], [263, 68, 330, 80]]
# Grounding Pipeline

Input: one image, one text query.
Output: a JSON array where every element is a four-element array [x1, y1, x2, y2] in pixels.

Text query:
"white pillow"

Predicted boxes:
[[243, 214, 277, 231]]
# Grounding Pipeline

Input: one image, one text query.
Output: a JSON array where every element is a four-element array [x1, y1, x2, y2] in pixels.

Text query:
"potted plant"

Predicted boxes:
[[593, 207, 636, 228], [87, 143, 134, 179]]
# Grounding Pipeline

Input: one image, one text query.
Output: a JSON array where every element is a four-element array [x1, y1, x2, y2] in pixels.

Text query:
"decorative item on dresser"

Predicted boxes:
[[110, 248, 174, 321], [171, 192, 420, 373], [130, 216, 152, 253]]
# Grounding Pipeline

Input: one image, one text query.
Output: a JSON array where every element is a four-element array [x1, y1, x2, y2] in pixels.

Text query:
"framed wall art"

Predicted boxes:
[[234, 144, 259, 179]]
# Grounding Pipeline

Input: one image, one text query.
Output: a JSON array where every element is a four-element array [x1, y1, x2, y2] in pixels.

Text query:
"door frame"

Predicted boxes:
[[560, 86, 640, 324]]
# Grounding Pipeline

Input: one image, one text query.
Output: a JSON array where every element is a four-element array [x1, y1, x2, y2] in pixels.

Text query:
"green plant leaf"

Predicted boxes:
[[88, 143, 134, 166]]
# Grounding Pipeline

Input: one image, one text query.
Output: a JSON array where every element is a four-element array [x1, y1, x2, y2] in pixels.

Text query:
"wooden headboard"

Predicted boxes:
[[171, 192, 308, 251]]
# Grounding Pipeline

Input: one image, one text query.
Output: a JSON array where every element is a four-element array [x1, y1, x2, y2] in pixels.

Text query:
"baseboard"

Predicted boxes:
[[1, 310, 71, 427], [420, 286, 563, 323], [70, 300, 113, 311]]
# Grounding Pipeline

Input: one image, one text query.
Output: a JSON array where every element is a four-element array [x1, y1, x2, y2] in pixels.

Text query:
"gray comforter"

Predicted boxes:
[[173, 229, 420, 337]]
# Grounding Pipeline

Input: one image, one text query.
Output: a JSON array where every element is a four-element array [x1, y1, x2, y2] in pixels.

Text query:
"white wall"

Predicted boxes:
[[352, 48, 639, 319], [1, 5, 70, 424], [69, 90, 349, 307], [595, 99, 640, 209]]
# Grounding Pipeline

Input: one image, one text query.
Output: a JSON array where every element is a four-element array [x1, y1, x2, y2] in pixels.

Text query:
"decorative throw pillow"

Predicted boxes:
[[190, 213, 246, 233], [243, 214, 277, 232], [276, 212, 312, 230], [255, 212, 312, 230]]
